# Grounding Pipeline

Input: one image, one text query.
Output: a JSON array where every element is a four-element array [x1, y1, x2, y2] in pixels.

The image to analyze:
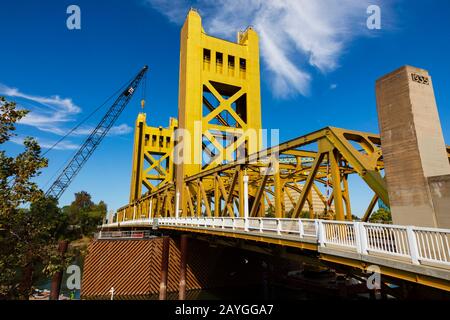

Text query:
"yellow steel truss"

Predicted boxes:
[[120, 127, 392, 222], [129, 113, 177, 202]]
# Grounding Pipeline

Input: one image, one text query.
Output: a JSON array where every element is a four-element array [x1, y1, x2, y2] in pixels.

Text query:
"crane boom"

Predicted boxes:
[[46, 65, 148, 200]]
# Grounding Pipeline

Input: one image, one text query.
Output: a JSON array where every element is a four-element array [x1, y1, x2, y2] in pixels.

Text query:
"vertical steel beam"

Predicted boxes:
[[128, 116, 144, 203], [196, 179, 202, 217], [239, 169, 245, 217], [243, 175, 250, 230], [214, 174, 220, 217], [342, 174, 352, 220], [274, 160, 282, 218], [330, 149, 345, 220]]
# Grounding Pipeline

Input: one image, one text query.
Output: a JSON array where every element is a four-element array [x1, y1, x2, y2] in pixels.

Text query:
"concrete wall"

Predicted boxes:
[[375, 66, 450, 228], [428, 175, 450, 228]]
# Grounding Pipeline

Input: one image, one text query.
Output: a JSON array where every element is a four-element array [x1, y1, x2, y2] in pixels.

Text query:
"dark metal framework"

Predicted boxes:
[[46, 66, 149, 199]]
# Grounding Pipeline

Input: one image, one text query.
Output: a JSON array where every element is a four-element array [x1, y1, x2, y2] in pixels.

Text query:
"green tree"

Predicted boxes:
[[369, 208, 392, 223], [0, 98, 48, 218], [72, 191, 94, 211], [0, 97, 72, 299], [63, 191, 106, 237]]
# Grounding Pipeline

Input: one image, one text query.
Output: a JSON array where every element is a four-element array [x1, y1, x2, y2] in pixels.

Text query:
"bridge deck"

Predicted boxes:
[[102, 217, 450, 291]]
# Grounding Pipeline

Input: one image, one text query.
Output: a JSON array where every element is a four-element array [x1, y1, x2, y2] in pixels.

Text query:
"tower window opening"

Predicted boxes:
[[216, 52, 223, 73], [228, 55, 235, 68], [239, 58, 246, 70], [216, 52, 223, 65], [239, 58, 246, 79], [203, 48, 211, 71], [203, 48, 211, 61], [228, 55, 235, 76]]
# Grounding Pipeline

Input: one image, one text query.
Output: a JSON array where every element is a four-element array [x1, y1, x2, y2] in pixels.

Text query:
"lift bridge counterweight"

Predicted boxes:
[[46, 65, 149, 200]]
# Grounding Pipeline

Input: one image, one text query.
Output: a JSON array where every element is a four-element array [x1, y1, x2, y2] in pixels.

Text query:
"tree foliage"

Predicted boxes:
[[369, 208, 392, 223], [0, 97, 83, 299], [62, 191, 106, 237], [0, 98, 48, 219]]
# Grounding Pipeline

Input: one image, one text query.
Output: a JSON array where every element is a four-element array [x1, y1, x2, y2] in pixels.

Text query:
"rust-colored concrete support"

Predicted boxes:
[[159, 236, 170, 300], [179, 234, 188, 300], [50, 240, 69, 300]]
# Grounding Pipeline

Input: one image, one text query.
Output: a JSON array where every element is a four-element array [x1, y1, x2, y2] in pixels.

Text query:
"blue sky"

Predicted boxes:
[[1, 0, 449, 216]]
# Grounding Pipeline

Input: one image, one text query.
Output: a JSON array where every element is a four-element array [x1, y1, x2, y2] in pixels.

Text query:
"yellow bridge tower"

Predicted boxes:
[[175, 9, 263, 217]]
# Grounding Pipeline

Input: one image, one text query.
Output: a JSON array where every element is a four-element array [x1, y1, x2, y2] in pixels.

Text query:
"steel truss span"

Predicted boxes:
[[118, 127, 389, 222]]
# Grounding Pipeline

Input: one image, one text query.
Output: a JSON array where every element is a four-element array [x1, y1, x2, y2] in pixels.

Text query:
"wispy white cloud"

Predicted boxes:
[[0, 83, 80, 131], [144, 0, 391, 98], [0, 84, 81, 114], [9, 136, 80, 151], [108, 123, 133, 135], [0, 84, 132, 141], [34, 123, 133, 137]]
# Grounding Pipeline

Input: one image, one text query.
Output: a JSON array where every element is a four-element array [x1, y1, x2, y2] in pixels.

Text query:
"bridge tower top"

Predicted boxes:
[[175, 9, 263, 186]]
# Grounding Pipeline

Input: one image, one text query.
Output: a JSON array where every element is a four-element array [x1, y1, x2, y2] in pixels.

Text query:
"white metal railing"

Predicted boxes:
[[102, 217, 450, 269], [362, 223, 411, 258], [321, 220, 357, 248], [96, 230, 153, 240], [414, 227, 450, 265]]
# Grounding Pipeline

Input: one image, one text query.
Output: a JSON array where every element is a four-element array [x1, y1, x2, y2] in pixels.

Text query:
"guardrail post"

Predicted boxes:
[[354, 222, 365, 254], [406, 226, 420, 265], [299, 219, 304, 238], [314, 220, 319, 238], [221, 217, 225, 229], [359, 222, 368, 255], [318, 220, 325, 246], [277, 219, 281, 235], [232, 218, 236, 230], [259, 218, 263, 233]]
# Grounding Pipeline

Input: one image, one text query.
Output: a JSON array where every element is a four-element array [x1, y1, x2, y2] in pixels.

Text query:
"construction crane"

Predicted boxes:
[[46, 65, 149, 200]]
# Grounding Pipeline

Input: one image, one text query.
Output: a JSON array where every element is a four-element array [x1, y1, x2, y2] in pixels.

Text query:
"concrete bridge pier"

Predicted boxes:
[[159, 236, 170, 300], [178, 234, 188, 300]]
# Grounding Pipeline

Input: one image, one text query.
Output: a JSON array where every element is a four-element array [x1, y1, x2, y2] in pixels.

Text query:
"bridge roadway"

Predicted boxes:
[[102, 217, 450, 291]]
